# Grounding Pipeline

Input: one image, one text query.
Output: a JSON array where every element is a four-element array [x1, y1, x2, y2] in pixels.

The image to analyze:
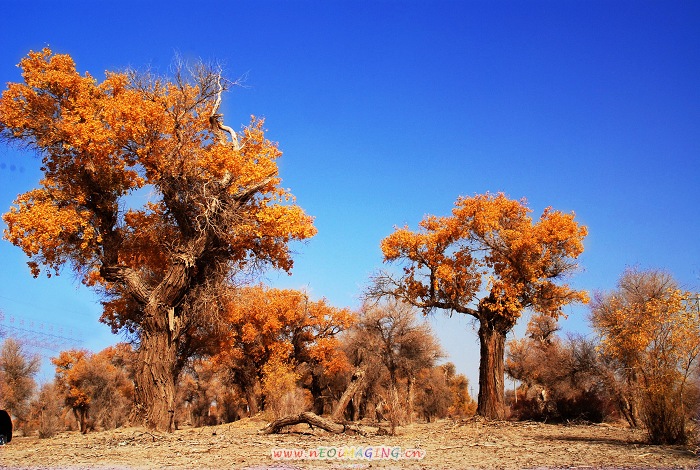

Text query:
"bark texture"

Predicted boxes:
[[331, 364, 368, 421], [477, 321, 507, 420], [136, 313, 179, 432]]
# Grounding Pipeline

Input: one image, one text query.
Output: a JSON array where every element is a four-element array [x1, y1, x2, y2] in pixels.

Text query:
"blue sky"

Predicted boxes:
[[0, 1, 698, 388]]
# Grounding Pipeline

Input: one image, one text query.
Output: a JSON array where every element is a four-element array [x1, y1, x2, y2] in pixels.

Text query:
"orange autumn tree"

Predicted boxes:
[[591, 268, 700, 444], [52, 350, 91, 433], [52, 344, 135, 433], [0, 49, 316, 431], [374, 193, 588, 419], [215, 285, 354, 415]]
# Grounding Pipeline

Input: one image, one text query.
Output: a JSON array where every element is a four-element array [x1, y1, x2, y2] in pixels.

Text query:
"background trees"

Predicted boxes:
[[357, 299, 443, 428], [505, 315, 615, 422], [332, 299, 472, 430], [51, 344, 135, 433], [414, 362, 476, 422], [0, 338, 40, 432], [214, 285, 354, 416], [375, 193, 587, 419], [0, 49, 316, 431], [590, 268, 700, 444]]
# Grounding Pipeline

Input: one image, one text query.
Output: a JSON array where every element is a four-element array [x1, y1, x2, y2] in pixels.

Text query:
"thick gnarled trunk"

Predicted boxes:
[[103, 244, 200, 432], [135, 305, 179, 432], [477, 322, 507, 420]]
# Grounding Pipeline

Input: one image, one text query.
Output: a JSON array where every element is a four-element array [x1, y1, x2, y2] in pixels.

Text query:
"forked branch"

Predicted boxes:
[[209, 74, 240, 151]]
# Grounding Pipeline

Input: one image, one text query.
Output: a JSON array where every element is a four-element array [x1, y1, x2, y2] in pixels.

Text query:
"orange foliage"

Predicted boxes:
[[216, 285, 355, 375], [591, 269, 700, 392], [0, 49, 317, 430], [52, 350, 92, 414], [591, 269, 700, 443], [380, 193, 588, 325], [0, 48, 316, 285], [379, 192, 587, 419], [51, 344, 135, 433]]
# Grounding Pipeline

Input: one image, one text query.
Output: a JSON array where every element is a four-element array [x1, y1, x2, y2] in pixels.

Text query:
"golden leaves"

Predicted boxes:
[[3, 188, 99, 277], [380, 192, 588, 325], [1, 49, 316, 289], [591, 269, 700, 381], [217, 285, 355, 374]]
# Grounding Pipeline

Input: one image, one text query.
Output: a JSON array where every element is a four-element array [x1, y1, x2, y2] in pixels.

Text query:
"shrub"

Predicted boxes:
[[261, 358, 310, 419], [30, 383, 63, 438]]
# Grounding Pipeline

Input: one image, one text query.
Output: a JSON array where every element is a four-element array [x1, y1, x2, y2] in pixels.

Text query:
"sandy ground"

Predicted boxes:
[[1, 417, 698, 469]]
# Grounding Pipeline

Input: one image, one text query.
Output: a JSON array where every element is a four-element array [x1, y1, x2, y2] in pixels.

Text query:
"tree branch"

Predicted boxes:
[[209, 74, 240, 151], [100, 266, 151, 304], [260, 411, 367, 436]]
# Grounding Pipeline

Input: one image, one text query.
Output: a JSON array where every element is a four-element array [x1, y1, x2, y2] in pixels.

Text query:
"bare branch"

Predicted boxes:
[[209, 74, 240, 151]]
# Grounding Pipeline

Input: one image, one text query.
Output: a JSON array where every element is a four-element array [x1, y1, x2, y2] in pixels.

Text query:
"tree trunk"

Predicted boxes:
[[331, 363, 368, 421], [353, 391, 364, 421], [245, 387, 259, 416], [477, 322, 507, 419], [73, 407, 88, 434], [406, 375, 415, 424], [136, 314, 178, 432], [618, 375, 641, 428], [310, 371, 324, 415]]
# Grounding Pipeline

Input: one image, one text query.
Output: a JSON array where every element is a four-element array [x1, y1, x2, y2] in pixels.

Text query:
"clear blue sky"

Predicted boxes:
[[1, 1, 698, 388]]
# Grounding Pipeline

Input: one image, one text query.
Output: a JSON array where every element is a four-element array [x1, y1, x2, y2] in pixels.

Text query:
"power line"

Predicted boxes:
[[0, 310, 83, 354]]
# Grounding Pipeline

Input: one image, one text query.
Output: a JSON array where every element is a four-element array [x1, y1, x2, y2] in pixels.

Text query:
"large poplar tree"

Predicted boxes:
[[0, 49, 316, 431], [374, 193, 587, 419]]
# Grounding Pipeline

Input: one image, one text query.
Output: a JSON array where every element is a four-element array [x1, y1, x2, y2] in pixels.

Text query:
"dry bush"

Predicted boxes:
[[506, 316, 615, 423], [28, 383, 63, 438], [52, 344, 135, 433], [591, 269, 700, 444], [415, 363, 476, 422], [0, 338, 40, 432], [175, 359, 246, 428], [415, 368, 452, 422], [355, 299, 444, 426], [641, 385, 688, 444], [178, 362, 218, 427]]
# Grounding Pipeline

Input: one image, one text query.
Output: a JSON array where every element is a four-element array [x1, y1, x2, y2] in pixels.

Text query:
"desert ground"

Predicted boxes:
[[1, 417, 698, 469]]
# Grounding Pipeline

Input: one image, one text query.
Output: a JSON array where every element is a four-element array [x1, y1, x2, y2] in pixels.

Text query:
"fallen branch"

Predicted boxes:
[[260, 411, 366, 436]]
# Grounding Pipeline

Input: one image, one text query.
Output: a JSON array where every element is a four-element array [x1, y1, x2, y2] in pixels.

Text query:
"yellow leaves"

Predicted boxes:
[[453, 193, 531, 238], [381, 192, 588, 326], [3, 188, 98, 277], [591, 269, 700, 390], [309, 336, 350, 375], [255, 203, 317, 240], [19, 48, 85, 93], [241, 322, 260, 343], [381, 227, 418, 261], [218, 285, 355, 376], [51, 345, 134, 414], [2, 49, 316, 292]]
